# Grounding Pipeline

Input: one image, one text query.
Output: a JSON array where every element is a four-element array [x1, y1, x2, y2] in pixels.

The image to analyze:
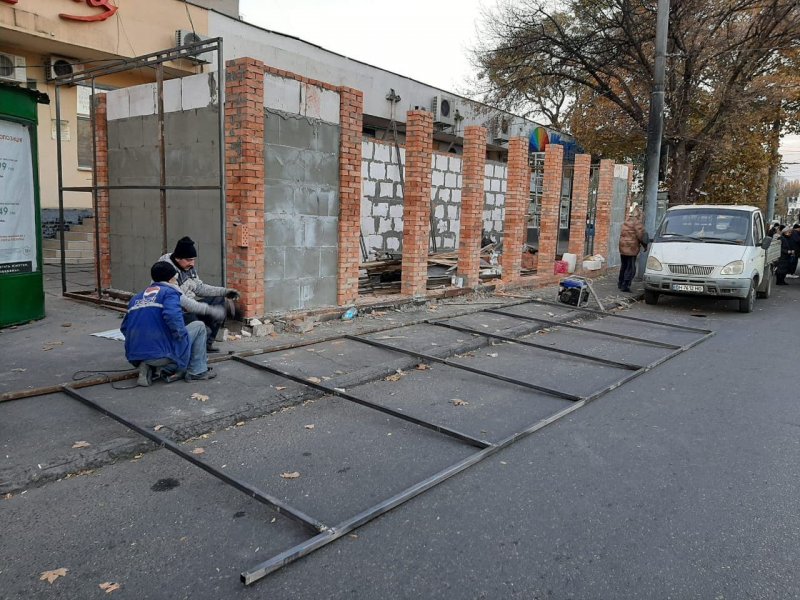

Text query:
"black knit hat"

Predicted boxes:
[[151, 261, 177, 283], [173, 236, 197, 259]]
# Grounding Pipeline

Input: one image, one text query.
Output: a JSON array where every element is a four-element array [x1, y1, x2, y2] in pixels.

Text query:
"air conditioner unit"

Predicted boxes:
[[175, 30, 213, 64], [431, 95, 456, 127], [47, 56, 83, 81], [492, 115, 511, 143], [0, 52, 27, 84]]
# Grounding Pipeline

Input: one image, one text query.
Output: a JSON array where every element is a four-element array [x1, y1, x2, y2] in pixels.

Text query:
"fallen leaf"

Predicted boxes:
[[99, 582, 121, 594], [153, 425, 164, 432], [275, 386, 287, 391], [11, 368, 26, 373], [280, 471, 300, 479], [415, 364, 430, 370], [3, 493, 12, 500], [40, 568, 68, 584], [451, 399, 469, 406], [190, 392, 209, 402], [385, 369, 405, 382], [42, 347, 53, 352], [487, 352, 499, 358], [307, 377, 321, 384], [304, 424, 315, 430], [61, 322, 72, 328], [235, 421, 245, 427], [132, 453, 143, 460], [270, 517, 277, 523], [72, 441, 91, 449], [192, 447, 205, 455], [349, 533, 359, 539]]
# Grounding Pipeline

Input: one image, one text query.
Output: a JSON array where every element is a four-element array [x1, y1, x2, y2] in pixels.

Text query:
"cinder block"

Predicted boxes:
[[311, 277, 337, 306], [319, 247, 338, 277], [378, 217, 393, 234], [265, 145, 306, 181], [310, 152, 339, 187], [386, 164, 400, 182], [163, 77, 182, 114], [386, 236, 401, 251], [373, 143, 391, 163], [379, 182, 393, 198], [264, 74, 301, 114], [389, 204, 403, 218], [373, 203, 388, 218], [266, 280, 301, 311], [265, 180, 296, 214], [182, 72, 218, 111], [264, 247, 286, 281], [363, 180, 376, 197], [314, 121, 340, 153], [434, 205, 445, 219], [285, 247, 321, 279], [362, 141, 374, 160], [432, 171, 445, 187], [265, 217, 304, 247], [369, 161, 386, 180], [435, 155, 448, 170], [128, 83, 157, 117], [449, 157, 462, 172], [484, 164, 494, 177]]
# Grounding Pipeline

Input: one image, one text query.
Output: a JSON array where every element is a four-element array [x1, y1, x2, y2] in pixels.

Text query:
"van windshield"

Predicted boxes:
[[655, 209, 752, 245]]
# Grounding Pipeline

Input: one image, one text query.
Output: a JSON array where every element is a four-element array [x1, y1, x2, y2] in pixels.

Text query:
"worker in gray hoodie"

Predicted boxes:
[[159, 236, 239, 353]]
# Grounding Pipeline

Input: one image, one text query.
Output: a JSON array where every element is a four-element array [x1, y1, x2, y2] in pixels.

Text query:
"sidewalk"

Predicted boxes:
[[0, 265, 642, 495]]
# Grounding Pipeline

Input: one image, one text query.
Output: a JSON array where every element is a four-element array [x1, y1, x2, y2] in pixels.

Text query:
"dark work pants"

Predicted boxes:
[[618, 255, 637, 290], [183, 296, 225, 347]]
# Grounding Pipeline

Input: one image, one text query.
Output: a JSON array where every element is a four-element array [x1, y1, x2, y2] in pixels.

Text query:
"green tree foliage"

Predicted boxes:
[[473, 0, 800, 204]]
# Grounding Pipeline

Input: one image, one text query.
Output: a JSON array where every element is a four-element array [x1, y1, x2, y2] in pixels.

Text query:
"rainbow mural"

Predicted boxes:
[[529, 127, 550, 152]]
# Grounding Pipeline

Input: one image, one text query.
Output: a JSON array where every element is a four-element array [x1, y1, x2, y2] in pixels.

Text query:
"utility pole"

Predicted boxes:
[[638, 0, 670, 277]]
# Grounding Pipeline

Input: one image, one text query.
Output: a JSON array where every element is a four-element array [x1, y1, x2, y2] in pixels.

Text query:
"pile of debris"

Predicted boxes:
[[359, 243, 500, 295]]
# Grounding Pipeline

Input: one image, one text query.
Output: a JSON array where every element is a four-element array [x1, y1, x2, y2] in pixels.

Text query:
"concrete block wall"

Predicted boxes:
[[105, 71, 222, 293], [430, 152, 463, 252], [361, 140, 404, 260], [483, 160, 507, 245]]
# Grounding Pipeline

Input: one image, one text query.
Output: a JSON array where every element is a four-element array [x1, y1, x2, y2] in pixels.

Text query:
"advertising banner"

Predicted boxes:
[[0, 120, 37, 275]]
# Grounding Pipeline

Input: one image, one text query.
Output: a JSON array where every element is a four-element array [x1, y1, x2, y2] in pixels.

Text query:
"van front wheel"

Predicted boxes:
[[738, 281, 756, 313]]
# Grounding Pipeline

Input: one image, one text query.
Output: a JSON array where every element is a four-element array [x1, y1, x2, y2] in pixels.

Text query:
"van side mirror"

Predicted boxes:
[[761, 236, 772, 249]]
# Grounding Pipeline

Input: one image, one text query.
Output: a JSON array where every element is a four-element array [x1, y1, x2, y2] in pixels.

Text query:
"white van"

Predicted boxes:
[[643, 205, 779, 313]]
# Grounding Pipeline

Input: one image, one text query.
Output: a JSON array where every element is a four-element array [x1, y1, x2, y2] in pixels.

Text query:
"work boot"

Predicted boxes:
[[137, 363, 153, 387], [185, 370, 217, 382], [206, 343, 220, 354]]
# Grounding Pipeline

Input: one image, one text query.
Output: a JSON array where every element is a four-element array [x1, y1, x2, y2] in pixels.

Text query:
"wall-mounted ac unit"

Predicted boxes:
[[0, 52, 27, 84], [431, 95, 456, 127], [491, 115, 511, 143], [175, 30, 213, 64], [47, 56, 83, 81]]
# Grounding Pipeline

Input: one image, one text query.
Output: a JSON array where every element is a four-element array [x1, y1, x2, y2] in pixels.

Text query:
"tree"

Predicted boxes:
[[472, 0, 800, 204]]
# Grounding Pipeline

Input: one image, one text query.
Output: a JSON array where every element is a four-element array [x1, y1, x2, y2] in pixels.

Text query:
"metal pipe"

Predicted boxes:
[[156, 64, 167, 255], [61, 185, 223, 192], [428, 321, 642, 370], [241, 399, 587, 584], [344, 335, 582, 402], [217, 38, 227, 286], [59, 385, 328, 534], [233, 356, 493, 449], [54, 84, 67, 295], [519, 299, 712, 333], [485, 309, 681, 349]]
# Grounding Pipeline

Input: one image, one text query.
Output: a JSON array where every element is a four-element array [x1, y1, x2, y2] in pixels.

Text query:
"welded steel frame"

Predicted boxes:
[[53, 37, 227, 297], [43, 298, 714, 589]]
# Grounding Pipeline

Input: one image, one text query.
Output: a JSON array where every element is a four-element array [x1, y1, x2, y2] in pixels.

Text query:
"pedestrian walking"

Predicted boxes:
[[775, 227, 794, 286], [159, 236, 240, 353], [617, 203, 648, 293], [121, 261, 216, 385]]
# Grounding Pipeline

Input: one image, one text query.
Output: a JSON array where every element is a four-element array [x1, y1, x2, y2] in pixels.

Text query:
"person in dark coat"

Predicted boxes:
[[775, 227, 794, 285], [121, 261, 216, 385], [617, 203, 648, 292], [788, 224, 800, 278]]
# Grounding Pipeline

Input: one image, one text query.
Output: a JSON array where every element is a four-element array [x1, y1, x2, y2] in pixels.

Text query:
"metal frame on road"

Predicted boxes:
[[48, 299, 713, 587]]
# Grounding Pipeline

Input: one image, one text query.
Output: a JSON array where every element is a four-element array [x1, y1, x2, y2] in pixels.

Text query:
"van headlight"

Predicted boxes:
[[646, 256, 663, 271], [720, 260, 744, 275]]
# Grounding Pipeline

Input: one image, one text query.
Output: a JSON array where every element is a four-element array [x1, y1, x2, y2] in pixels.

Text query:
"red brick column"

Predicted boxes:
[[626, 162, 634, 208], [457, 126, 487, 287], [500, 137, 530, 283], [225, 58, 265, 318], [336, 87, 364, 305], [537, 143, 564, 275], [92, 94, 111, 289], [594, 159, 615, 263], [400, 111, 434, 296], [568, 153, 591, 258]]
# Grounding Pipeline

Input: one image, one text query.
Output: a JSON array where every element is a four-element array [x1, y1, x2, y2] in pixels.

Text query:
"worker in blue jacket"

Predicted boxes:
[[121, 261, 216, 385]]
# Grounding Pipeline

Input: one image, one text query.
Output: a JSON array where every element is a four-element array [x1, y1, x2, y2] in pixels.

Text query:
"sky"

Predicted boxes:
[[238, 0, 800, 182]]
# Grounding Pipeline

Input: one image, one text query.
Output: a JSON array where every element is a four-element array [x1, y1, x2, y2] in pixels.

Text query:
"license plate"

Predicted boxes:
[[673, 284, 704, 292]]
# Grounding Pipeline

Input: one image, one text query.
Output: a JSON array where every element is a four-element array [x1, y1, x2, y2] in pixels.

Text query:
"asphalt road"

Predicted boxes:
[[3, 287, 800, 599]]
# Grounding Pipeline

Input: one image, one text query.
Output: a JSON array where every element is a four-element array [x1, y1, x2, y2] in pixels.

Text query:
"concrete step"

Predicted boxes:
[[43, 239, 94, 252], [68, 222, 96, 234], [59, 230, 95, 242], [43, 248, 96, 264]]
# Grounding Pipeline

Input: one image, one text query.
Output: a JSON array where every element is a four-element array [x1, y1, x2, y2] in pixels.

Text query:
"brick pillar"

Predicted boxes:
[[401, 110, 433, 296], [594, 159, 615, 262], [626, 162, 634, 207], [457, 126, 487, 287], [568, 153, 591, 258], [93, 94, 111, 289], [225, 58, 265, 318], [537, 143, 564, 276], [336, 87, 364, 305], [500, 137, 530, 283]]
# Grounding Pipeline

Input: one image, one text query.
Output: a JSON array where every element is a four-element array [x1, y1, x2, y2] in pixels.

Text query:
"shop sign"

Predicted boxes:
[[0, 0, 118, 22], [0, 121, 37, 274]]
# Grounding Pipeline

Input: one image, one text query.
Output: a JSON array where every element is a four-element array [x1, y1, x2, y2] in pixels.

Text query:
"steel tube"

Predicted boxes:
[[344, 335, 582, 402], [428, 321, 641, 370], [61, 185, 222, 192], [486, 309, 681, 349], [242, 399, 587, 584], [233, 356, 493, 449], [54, 85, 67, 295], [217, 37, 227, 286], [60, 385, 327, 534]]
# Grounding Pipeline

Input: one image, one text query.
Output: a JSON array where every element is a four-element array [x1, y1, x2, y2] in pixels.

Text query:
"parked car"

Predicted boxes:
[[643, 205, 779, 313]]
